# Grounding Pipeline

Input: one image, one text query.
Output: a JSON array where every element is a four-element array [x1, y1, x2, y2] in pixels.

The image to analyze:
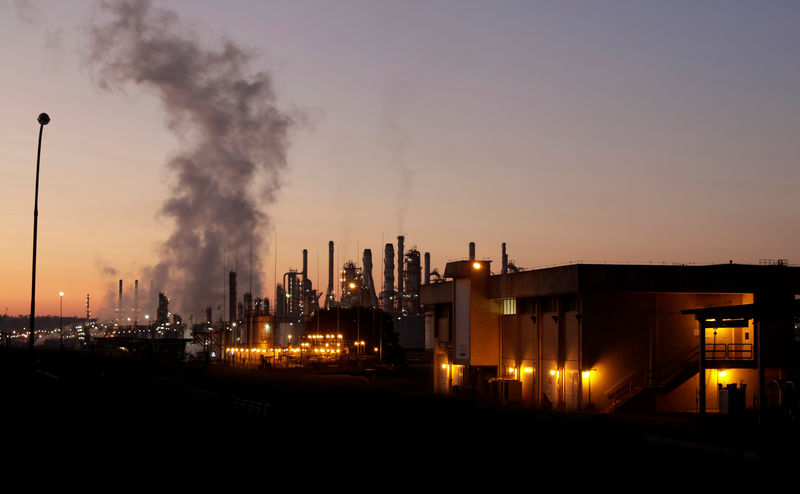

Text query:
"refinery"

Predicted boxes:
[[6, 235, 445, 370]]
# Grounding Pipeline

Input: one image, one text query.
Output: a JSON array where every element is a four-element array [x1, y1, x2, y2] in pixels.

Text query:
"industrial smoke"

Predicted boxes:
[[86, 0, 293, 314]]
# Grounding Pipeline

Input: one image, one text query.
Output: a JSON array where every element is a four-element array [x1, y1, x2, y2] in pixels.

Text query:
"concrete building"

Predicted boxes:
[[422, 259, 800, 413]]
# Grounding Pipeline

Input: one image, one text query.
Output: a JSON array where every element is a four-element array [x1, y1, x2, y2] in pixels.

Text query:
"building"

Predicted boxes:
[[422, 258, 800, 413]]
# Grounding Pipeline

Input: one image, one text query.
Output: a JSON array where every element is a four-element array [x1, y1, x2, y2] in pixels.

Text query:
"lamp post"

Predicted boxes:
[[59, 291, 64, 351], [29, 112, 50, 352]]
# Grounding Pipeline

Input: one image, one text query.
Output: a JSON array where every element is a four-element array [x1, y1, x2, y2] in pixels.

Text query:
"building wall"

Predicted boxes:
[[659, 368, 757, 412], [468, 265, 499, 367], [581, 291, 751, 411]]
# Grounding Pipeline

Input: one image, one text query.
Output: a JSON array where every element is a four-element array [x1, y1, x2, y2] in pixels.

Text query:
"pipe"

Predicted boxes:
[[469, 242, 475, 261], [502, 243, 508, 274], [118, 279, 123, 321]]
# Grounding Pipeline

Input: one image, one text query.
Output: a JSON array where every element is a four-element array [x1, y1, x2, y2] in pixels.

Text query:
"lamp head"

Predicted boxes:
[[37, 113, 50, 125]]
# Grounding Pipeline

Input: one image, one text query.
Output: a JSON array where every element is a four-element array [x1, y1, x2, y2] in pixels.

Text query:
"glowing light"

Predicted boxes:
[[523, 367, 533, 374], [473, 262, 481, 269], [550, 370, 556, 376], [719, 370, 727, 378], [59, 291, 64, 297], [349, 282, 356, 289], [582, 371, 591, 379]]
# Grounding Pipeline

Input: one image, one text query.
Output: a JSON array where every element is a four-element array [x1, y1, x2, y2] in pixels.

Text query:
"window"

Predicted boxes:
[[501, 298, 517, 315]]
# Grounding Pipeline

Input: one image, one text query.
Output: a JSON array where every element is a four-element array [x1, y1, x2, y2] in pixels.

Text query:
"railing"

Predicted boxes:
[[653, 345, 700, 385], [607, 341, 754, 410], [705, 343, 726, 360], [606, 370, 648, 408], [706, 343, 753, 360]]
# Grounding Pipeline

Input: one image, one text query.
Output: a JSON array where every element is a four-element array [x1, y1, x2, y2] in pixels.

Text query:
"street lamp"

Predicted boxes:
[[59, 291, 64, 351], [29, 112, 50, 352]]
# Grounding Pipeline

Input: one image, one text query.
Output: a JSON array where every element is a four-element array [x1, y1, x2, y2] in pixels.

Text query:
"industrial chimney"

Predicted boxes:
[[302, 248, 308, 284], [469, 242, 475, 261], [134, 279, 139, 325], [118, 279, 123, 322], [325, 241, 335, 309], [424, 252, 431, 285], [363, 249, 379, 309], [383, 243, 395, 313], [502, 243, 508, 274], [397, 235, 405, 295], [229, 271, 237, 323]]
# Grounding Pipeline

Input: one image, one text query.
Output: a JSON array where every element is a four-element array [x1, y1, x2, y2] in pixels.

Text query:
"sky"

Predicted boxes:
[[1, 0, 799, 319]]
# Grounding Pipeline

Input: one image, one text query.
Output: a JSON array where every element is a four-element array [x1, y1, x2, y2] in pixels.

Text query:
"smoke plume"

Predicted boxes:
[[86, 0, 292, 315]]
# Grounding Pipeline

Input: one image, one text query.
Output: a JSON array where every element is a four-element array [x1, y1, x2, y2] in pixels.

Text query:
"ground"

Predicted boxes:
[[1, 347, 798, 474]]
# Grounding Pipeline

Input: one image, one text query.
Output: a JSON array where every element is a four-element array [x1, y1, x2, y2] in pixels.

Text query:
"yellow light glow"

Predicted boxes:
[[719, 370, 727, 378], [442, 364, 448, 369], [549, 370, 556, 376], [582, 371, 591, 379], [349, 282, 356, 289], [473, 262, 481, 269]]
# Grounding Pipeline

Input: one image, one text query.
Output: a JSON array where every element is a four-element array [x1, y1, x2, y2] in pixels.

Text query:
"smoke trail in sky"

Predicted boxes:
[[85, 0, 292, 315]]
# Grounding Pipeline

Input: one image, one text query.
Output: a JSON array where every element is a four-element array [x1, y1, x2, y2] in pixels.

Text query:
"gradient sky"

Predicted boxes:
[[2, 0, 799, 318]]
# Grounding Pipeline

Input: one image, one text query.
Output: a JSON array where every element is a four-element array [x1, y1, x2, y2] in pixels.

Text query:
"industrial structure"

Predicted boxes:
[[421, 242, 800, 414], [265, 235, 429, 359]]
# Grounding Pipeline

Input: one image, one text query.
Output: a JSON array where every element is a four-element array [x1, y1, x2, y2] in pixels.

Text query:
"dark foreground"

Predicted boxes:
[[2, 348, 798, 472]]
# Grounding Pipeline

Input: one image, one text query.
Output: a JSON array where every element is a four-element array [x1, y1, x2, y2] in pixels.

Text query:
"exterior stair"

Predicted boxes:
[[606, 345, 700, 411]]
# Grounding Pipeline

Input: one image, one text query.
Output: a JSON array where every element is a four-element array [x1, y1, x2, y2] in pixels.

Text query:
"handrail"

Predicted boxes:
[[606, 341, 754, 409]]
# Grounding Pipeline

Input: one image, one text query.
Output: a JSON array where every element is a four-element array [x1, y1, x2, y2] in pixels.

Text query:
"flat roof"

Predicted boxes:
[[421, 263, 800, 302]]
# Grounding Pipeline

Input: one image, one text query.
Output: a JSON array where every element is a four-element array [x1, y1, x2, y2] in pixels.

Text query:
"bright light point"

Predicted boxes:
[[550, 370, 556, 376], [349, 282, 356, 289], [473, 262, 481, 269], [719, 370, 727, 377], [59, 292, 64, 297], [582, 371, 591, 379]]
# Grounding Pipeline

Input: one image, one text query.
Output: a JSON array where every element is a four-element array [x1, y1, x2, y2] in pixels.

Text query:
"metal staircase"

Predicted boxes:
[[606, 345, 700, 411]]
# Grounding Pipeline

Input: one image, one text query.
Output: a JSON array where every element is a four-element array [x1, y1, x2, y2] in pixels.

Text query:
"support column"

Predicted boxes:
[[699, 319, 706, 416], [756, 319, 764, 428]]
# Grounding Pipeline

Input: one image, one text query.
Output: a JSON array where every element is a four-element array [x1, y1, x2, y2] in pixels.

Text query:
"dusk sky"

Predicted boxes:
[[2, 0, 799, 319]]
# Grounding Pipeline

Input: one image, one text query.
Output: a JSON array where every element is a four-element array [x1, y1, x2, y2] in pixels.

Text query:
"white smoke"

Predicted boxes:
[[85, 0, 293, 315]]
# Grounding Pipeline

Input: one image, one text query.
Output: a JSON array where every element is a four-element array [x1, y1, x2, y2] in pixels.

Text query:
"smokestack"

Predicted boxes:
[[383, 243, 395, 313], [397, 235, 405, 295], [469, 242, 475, 261], [118, 279, 123, 321], [363, 249, 379, 309], [502, 243, 508, 274], [229, 271, 237, 323], [134, 279, 139, 325], [302, 249, 308, 283], [325, 241, 334, 309], [424, 252, 431, 285], [85, 293, 90, 321]]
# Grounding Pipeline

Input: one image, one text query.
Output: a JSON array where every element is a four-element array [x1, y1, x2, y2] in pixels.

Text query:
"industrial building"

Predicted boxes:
[[422, 244, 800, 413], [200, 234, 431, 365]]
